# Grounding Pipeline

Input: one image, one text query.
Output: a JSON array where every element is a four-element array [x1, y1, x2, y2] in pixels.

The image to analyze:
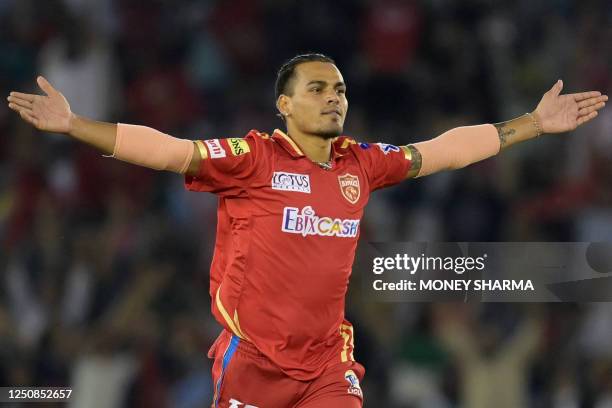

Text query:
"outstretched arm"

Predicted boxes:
[[7, 76, 203, 176], [404, 81, 608, 178]]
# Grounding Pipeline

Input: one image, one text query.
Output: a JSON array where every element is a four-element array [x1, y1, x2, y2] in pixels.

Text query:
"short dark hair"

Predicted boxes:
[[275, 53, 335, 100]]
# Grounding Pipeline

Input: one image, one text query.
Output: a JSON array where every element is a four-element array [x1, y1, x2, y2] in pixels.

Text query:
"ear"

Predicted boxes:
[[277, 95, 291, 117]]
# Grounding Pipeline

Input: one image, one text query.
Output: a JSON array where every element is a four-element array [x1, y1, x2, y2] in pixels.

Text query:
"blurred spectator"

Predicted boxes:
[[434, 304, 542, 408], [39, 8, 118, 123]]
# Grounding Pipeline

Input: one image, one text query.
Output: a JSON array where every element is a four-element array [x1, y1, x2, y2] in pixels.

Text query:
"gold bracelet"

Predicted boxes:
[[526, 112, 542, 137]]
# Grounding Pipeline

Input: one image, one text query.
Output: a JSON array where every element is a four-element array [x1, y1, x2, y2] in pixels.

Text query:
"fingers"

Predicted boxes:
[[575, 93, 607, 127], [36, 76, 57, 96], [579, 101, 606, 116], [7, 76, 57, 105], [7, 94, 34, 110], [7, 95, 40, 126], [8, 91, 35, 102], [576, 110, 598, 126], [577, 95, 608, 108], [573, 91, 603, 101], [9, 102, 40, 127], [549, 79, 563, 96], [8, 102, 35, 118], [9, 101, 39, 127]]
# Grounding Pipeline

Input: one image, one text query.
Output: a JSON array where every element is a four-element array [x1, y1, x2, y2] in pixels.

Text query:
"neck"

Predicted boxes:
[[285, 125, 333, 163]]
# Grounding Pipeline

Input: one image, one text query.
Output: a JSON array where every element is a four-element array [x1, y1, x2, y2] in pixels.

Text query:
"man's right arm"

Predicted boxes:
[[68, 114, 117, 155], [7, 76, 203, 176]]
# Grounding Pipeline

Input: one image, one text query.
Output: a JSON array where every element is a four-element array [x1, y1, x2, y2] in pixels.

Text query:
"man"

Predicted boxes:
[[7, 53, 607, 407]]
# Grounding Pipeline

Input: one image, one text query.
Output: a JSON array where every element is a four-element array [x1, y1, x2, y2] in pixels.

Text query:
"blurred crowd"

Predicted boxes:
[[0, 0, 611, 407]]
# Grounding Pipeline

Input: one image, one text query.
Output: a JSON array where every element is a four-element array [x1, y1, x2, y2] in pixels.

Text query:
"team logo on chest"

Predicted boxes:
[[338, 173, 360, 204]]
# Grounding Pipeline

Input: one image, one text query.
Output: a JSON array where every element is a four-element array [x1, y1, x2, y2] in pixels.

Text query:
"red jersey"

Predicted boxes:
[[185, 129, 413, 380]]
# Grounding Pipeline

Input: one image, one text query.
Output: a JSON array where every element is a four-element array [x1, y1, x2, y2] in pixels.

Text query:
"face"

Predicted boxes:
[[278, 61, 348, 139]]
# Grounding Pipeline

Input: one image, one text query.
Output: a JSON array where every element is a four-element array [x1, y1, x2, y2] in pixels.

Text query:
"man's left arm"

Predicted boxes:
[[404, 80, 608, 179]]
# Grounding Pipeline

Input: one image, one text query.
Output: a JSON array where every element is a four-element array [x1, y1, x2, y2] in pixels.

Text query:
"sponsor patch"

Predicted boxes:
[[376, 142, 400, 155], [338, 173, 360, 204], [228, 138, 250, 156], [272, 172, 311, 193], [204, 139, 226, 158], [359, 143, 370, 149], [282, 206, 360, 238], [345, 370, 363, 397]]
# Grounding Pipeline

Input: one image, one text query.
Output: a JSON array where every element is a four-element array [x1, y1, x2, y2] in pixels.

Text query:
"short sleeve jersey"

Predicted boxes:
[[185, 129, 413, 380]]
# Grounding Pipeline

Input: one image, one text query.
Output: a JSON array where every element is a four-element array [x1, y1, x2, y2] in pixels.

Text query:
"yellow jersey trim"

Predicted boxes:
[[215, 287, 246, 339], [195, 140, 208, 160], [340, 138, 356, 149], [233, 310, 250, 341], [274, 129, 304, 155], [340, 323, 355, 362], [400, 145, 412, 161], [401, 145, 422, 179]]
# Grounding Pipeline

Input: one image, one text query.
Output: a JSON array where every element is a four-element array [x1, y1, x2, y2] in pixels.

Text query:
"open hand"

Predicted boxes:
[[534, 80, 608, 134], [7, 76, 73, 133]]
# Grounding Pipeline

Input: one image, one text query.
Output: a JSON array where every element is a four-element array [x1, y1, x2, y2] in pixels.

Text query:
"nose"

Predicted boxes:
[[326, 91, 340, 105]]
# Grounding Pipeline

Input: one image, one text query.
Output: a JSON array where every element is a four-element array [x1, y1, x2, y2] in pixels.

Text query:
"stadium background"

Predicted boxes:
[[0, 0, 611, 406]]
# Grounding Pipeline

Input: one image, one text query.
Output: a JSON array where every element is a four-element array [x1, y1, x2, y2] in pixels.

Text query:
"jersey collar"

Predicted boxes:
[[272, 129, 305, 158], [331, 137, 355, 159], [272, 129, 353, 161]]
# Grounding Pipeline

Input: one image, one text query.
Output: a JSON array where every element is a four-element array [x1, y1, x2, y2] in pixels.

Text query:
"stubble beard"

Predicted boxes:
[[314, 123, 343, 140], [316, 131, 341, 140]]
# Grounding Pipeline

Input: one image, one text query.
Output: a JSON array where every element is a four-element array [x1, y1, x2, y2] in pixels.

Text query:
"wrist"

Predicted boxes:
[[527, 111, 543, 137], [67, 113, 79, 136]]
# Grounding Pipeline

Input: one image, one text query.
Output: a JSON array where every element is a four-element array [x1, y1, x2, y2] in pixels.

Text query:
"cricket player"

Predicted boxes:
[[7, 53, 607, 407]]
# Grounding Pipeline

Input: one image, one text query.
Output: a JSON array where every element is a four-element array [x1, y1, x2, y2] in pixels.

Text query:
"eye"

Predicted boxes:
[[337, 89, 346, 95], [311, 87, 321, 93]]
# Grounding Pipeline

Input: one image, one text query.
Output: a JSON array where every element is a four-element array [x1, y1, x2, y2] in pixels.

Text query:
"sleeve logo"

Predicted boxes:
[[376, 143, 400, 155], [204, 139, 226, 158], [338, 173, 360, 204], [345, 370, 363, 397], [228, 138, 250, 156]]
